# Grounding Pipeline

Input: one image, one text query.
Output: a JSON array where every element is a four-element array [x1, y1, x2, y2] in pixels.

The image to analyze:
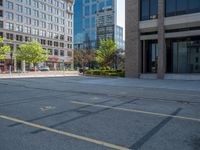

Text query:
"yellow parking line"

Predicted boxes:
[[71, 101, 200, 123], [0, 115, 129, 150]]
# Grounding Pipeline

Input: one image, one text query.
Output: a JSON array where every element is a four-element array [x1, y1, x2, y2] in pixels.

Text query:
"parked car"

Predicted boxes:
[[30, 67, 39, 71], [39, 66, 50, 71]]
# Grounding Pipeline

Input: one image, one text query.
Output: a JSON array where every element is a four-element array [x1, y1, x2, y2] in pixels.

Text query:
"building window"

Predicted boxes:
[[60, 50, 64, 56], [24, 26, 31, 34], [165, 0, 200, 17], [140, 0, 158, 21], [48, 40, 52, 46], [0, 21, 3, 28], [54, 41, 58, 47], [5, 22, 14, 30], [60, 43, 64, 48], [85, 5, 90, 16], [0, 32, 3, 38], [92, 4, 97, 14], [6, 33, 13, 40], [0, 10, 3, 17], [16, 35, 23, 41], [25, 36, 31, 42], [25, 0, 31, 5], [16, 4, 23, 13], [16, 15, 23, 23], [33, 19, 39, 26], [25, 17, 31, 25], [16, 24, 23, 32], [5, 1, 13, 10], [60, 35, 64, 40], [54, 49, 58, 55], [5, 12, 13, 20], [41, 39, 46, 45], [166, 39, 200, 73]]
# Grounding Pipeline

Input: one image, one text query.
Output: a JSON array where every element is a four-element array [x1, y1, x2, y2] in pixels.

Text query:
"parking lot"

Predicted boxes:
[[0, 76, 200, 150]]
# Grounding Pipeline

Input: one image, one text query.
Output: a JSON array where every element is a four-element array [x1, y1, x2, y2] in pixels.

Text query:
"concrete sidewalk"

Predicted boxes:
[[79, 77, 200, 92], [0, 71, 79, 78]]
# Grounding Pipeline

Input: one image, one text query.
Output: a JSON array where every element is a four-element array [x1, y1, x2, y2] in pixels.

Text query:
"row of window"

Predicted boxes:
[[140, 0, 200, 21], [14, 3, 66, 18], [4, 33, 65, 47], [4, 11, 72, 26], [7, 0, 65, 10], [1, 21, 73, 37], [4, 12, 71, 29], [3, 32, 73, 50], [1, 22, 73, 43]]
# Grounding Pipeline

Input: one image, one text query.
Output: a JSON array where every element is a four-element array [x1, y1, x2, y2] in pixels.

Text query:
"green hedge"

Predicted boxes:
[[85, 70, 125, 77]]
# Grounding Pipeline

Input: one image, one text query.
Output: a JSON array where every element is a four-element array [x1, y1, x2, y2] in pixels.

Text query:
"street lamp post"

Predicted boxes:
[[9, 50, 13, 75]]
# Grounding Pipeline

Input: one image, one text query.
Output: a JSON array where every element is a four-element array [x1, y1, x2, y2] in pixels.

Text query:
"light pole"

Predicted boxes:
[[9, 50, 13, 75]]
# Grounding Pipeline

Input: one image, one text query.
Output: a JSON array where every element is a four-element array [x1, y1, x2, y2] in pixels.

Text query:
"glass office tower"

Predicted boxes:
[[74, 0, 124, 50]]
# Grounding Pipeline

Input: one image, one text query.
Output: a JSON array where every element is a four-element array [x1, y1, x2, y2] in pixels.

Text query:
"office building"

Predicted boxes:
[[0, 0, 74, 71], [126, 0, 200, 79], [74, 0, 124, 50]]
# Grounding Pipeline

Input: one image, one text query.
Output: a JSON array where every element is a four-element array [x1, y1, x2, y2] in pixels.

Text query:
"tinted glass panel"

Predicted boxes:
[[188, 0, 200, 13], [176, 0, 187, 15], [141, 0, 149, 21], [150, 0, 158, 19], [166, 0, 176, 16], [166, 0, 200, 17]]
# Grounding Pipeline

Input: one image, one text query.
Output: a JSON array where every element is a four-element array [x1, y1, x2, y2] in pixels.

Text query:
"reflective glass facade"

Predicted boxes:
[[74, 0, 122, 50], [74, 0, 83, 49], [165, 0, 200, 17]]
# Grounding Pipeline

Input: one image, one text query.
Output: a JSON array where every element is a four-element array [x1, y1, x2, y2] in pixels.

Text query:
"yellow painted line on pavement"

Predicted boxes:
[[71, 101, 200, 123], [0, 115, 129, 150]]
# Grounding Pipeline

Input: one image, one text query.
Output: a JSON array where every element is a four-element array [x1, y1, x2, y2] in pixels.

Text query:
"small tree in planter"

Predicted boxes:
[[15, 41, 48, 71]]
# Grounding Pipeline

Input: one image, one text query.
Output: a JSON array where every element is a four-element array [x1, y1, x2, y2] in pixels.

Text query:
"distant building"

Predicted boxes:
[[74, 0, 124, 50], [0, 0, 74, 71], [126, 0, 200, 79]]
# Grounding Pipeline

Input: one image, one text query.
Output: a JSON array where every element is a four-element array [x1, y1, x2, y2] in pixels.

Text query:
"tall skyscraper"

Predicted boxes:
[[74, 0, 124, 50], [126, 0, 200, 79], [0, 0, 74, 71]]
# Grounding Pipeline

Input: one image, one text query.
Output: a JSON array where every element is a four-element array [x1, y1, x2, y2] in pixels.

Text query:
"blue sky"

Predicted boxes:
[[117, 0, 125, 40]]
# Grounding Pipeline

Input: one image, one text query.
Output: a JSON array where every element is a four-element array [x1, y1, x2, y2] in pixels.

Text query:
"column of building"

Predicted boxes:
[[157, 0, 166, 79], [125, 0, 141, 78]]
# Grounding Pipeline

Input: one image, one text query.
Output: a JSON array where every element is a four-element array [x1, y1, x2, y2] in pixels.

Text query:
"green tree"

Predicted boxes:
[[15, 41, 48, 67], [85, 48, 95, 69], [0, 37, 10, 60], [96, 39, 117, 67], [74, 49, 85, 68], [74, 49, 95, 69]]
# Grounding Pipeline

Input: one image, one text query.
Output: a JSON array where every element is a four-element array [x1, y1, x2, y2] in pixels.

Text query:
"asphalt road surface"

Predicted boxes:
[[0, 76, 200, 150]]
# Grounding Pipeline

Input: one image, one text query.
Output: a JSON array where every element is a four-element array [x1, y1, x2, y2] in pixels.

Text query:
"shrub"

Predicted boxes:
[[85, 69, 125, 77], [92, 70, 101, 75], [109, 73, 118, 76]]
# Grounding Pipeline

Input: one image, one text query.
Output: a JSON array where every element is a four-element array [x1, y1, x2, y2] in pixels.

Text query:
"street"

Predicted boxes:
[[0, 76, 200, 150]]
